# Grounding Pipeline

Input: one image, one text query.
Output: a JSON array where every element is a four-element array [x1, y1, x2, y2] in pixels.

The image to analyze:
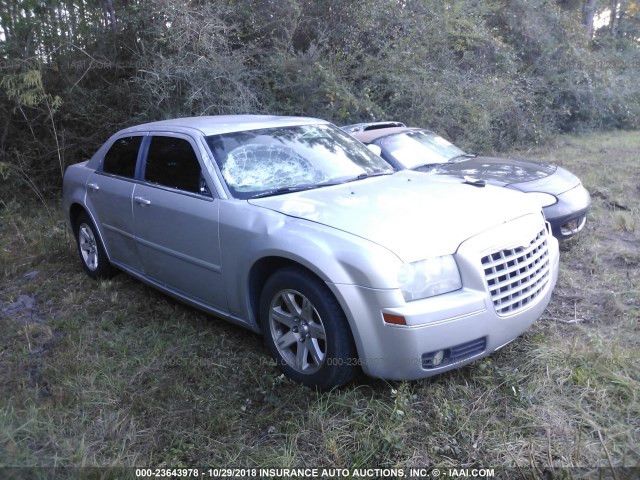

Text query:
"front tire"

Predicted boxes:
[[74, 212, 116, 279], [260, 267, 358, 390]]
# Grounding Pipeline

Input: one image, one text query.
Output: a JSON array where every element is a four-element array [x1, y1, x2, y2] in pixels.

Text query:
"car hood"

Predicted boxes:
[[424, 156, 582, 195], [249, 171, 541, 262]]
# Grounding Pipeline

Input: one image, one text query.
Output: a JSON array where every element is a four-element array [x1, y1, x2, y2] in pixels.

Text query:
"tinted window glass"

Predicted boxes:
[[103, 136, 142, 178], [145, 136, 202, 193]]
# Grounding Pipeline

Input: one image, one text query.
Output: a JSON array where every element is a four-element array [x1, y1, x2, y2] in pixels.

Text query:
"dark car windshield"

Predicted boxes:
[[206, 124, 394, 199], [378, 130, 467, 169]]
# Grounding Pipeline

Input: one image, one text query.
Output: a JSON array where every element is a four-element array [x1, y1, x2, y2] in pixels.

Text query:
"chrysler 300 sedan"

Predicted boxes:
[[63, 115, 559, 389], [344, 122, 591, 239]]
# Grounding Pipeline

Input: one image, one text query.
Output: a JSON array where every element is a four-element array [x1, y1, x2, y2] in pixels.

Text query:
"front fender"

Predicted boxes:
[[219, 201, 402, 323]]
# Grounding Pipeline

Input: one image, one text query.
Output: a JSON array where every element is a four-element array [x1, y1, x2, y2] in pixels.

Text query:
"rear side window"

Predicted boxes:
[[144, 136, 202, 193], [102, 136, 142, 178]]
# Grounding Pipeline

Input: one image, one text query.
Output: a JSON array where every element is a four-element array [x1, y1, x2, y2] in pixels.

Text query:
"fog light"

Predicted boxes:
[[560, 216, 586, 236], [432, 350, 445, 367]]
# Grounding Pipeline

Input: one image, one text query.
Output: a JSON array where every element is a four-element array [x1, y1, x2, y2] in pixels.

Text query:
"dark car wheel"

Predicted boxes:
[[260, 267, 358, 390], [74, 212, 116, 279]]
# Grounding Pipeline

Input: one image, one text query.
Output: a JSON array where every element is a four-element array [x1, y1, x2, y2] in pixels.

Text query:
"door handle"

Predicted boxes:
[[134, 196, 151, 206], [88, 183, 100, 191]]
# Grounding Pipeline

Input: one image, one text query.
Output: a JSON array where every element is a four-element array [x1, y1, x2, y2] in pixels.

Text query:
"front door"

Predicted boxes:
[[133, 134, 226, 310]]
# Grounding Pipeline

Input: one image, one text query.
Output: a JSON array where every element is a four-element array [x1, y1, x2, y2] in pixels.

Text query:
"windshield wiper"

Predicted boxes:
[[251, 184, 319, 198], [411, 162, 440, 171], [448, 153, 476, 163], [340, 171, 392, 183]]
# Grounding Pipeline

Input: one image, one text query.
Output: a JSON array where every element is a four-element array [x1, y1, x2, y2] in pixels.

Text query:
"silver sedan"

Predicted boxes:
[[63, 115, 559, 389]]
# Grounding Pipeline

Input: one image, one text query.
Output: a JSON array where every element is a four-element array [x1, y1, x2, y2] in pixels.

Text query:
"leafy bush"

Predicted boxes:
[[259, 45, 383, 122], [1, 0, 639, 199], [128, 0, 260, 119]]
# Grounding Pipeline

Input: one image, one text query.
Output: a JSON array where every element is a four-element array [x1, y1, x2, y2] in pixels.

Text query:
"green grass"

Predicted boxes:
[[1, 130, 639, 474]]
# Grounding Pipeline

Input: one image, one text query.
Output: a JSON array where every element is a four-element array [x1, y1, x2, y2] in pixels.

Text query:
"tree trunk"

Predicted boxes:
[[616, 4, 627, 36], [609, 0, 618, 36], [102, 0, 116, 32], [582, 0, 597, 37]]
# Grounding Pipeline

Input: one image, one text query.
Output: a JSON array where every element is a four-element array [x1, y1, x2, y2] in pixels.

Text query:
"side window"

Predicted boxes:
[[145, 136, 204, 194], [102, 136, 143, 178]]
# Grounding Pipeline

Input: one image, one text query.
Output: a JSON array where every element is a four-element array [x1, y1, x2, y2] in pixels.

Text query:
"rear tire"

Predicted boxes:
[[74, 212, 116, 279], [260, 267, 358, 390]]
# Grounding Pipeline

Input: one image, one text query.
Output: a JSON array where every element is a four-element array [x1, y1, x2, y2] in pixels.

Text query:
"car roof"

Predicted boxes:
[[118, 115, 330, 136], [351, 126, 422, 144]]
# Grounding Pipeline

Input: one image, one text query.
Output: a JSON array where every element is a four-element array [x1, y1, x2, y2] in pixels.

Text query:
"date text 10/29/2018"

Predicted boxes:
[[134, 467, 496, 478]]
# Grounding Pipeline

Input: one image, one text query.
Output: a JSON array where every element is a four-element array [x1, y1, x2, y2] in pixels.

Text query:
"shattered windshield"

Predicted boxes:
[[379, 130, 466, 169], [206, 124, 394, 199]]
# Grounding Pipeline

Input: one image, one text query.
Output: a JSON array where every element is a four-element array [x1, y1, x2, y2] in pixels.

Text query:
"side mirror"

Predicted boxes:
[[367, 144, 382, 157]]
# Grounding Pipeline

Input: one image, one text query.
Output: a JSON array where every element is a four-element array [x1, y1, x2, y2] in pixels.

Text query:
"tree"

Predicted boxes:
[[1, 0, 639, 201], [583, 0, 598, 36]]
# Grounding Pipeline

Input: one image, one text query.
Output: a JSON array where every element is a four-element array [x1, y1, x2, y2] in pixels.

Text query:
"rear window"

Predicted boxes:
[[102, 136, 143, 178]]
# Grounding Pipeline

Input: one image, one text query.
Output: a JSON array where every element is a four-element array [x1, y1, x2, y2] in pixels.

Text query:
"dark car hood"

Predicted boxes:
[[425, 156, 555, 185], [424, 156, 580, 195]]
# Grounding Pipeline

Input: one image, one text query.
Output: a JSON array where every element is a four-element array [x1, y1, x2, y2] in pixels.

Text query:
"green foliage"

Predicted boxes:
[[0, 65, 65, 199], [1, 70, 62, 111], [353, 1, 545, 149], [0, 0, 639, 198], [259, 45, 382, 122], [127, 0, 260, 119]]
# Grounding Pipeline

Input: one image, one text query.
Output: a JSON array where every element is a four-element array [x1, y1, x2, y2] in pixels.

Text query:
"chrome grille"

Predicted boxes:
[[481, 229, 550, 316]]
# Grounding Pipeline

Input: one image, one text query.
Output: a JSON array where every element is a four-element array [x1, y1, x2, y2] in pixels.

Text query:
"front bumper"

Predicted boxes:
[[543, 183, 591, 239], [329, 216, 560, 380]]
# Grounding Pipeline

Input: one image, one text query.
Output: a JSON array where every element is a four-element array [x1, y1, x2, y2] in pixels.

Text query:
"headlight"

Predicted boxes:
[[528, 192, 557, 208], [397, 255, 462, 302]]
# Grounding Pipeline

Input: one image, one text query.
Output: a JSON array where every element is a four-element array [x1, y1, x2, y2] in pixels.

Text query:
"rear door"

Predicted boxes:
[[132, 133, 226, 310], [85, 134, 145, 272]]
